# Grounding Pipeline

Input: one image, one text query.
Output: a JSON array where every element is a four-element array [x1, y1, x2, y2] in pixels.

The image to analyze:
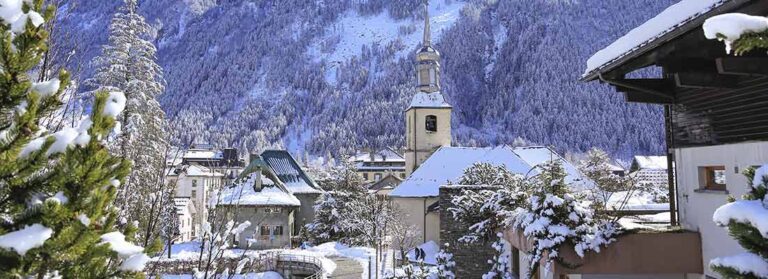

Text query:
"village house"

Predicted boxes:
[[260, 150, 324, 235], [166, 163, 224, 239], [501, 0, 768, 278], [216, 158, 301, 250], [350, 147, 407, 182], [172, 197, 197, 242]]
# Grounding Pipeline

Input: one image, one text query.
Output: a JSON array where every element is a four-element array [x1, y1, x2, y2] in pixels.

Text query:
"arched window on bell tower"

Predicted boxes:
[[426, 115, 437, 133]]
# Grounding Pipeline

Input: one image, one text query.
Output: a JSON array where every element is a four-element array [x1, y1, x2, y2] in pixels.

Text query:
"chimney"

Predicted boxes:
[[253, 166, 263, 191], [223, 148, 238, 165]]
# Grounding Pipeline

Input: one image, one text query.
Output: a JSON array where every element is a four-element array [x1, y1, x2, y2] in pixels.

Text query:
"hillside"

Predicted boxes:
[[54, 0, 675, 159]]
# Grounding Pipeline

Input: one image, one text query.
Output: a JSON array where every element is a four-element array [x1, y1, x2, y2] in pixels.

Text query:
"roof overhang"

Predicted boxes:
[[581, 0, 754, 82]]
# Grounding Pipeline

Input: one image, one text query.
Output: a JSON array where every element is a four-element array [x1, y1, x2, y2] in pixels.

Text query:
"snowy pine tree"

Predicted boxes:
[[710, 165, 768, 278], [435, 244, 456, 279], [306, 191, 345, 243], [0, 1, 150, 276], [89, 0, 171, 247]]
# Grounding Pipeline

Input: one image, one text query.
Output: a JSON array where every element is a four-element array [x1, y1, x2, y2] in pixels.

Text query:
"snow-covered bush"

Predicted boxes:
[[709, 165, 768, 278], [449, 163, 528, 242], [512, 161, 618, 278], [435, 244, 456, 279], [482, 234, 514, 279], [449, 161, 620, 279]]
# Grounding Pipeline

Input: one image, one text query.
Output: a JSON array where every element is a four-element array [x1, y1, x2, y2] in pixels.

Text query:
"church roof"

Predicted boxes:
[[408, 92, 452, 110], [389, 146, 592, 198], [389, 146, 531, 197]]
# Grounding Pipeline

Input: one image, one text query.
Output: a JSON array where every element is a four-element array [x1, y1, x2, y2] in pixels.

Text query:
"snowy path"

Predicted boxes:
[[328, 256, 364, 279]]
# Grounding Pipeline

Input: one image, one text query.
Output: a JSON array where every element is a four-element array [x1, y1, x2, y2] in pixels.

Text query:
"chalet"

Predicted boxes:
[[216, 159, 301, 250], [259, 150, 324, 235], [350, 147, 407, 182], [503, 0, 768, 278]]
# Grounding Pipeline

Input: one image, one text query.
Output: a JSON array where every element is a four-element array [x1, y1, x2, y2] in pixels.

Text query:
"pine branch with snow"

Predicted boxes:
[[704, 13, 768, 56], [0, 2, 146, 276], [710, 165, 768, 279]]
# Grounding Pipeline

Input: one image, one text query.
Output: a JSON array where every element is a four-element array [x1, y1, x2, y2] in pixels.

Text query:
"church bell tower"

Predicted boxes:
[[404, 0, 452, 176]]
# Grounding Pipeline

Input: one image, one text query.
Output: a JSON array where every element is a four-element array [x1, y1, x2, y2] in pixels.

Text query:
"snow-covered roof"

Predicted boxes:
[[389, 146, 532, 197], [261, 150, 323, 194], [184, 165, 224, 177], [350, 147, 405, 163], [183, 149, 223, 160], [512, 146, 591, 188], [217, 173, 300, 207], [632, 155, 668, 170], [408, 92, 452, 110], [584, 0, 727, 76]]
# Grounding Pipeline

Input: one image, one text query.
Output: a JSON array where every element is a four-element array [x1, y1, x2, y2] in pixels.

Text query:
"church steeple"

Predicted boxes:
[[423, 1, 431, 47], [416, 0, 441, 93]]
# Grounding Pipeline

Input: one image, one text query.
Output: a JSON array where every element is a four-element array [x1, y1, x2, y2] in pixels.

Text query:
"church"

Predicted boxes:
[[388, 2, 589, 251]]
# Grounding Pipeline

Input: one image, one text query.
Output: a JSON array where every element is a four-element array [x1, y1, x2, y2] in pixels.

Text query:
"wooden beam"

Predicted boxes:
[[622, 90, 674, 104], [662, 58, 717, 74], [674, 72, 739, 89], [717, 57, 768, 76]]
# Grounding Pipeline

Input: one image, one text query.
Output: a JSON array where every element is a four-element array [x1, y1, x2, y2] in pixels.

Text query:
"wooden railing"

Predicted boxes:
[[148, 251, 326, 278]]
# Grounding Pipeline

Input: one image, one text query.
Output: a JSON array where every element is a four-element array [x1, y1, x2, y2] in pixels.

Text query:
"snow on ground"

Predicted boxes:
[[160, 241, 374, 278], [585, 0, 724, 75], [606, 190, 669, 211], [405, 241, 439, 265], [162, 271, 283, 279]]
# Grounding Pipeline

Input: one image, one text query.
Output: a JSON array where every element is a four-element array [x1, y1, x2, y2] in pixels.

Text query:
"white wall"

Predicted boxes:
[[172, 174, 223, 238], [390, 197, 439, 248], [675, 141, 768, 278]]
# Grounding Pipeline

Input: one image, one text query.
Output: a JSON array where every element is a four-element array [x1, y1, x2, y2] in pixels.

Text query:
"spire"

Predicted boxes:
[[423, 0, 431, 47]]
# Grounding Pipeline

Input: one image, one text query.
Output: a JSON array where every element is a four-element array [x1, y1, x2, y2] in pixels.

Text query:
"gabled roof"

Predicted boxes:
[[260, 150, 323, 194], [217, 172, 300, 207], [389, 146, 532, 197], [368, 173, 403, 191], [389, 146, 592, 198], [582, 0, 740, 80], [408, 92, 452, 110]]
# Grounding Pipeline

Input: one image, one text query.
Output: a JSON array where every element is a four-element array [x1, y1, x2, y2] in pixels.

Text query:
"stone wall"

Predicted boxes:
[[439, 185, 498, 278]]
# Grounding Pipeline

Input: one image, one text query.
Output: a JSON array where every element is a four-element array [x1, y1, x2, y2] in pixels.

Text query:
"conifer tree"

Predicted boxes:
[[0, 1, 150, 277], [710, 166, 768, 278], [89, 0, 171, 247]]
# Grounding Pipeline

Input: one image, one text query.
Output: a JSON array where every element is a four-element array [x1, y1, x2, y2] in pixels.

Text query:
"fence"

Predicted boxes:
[[148, 251, 325, 278]]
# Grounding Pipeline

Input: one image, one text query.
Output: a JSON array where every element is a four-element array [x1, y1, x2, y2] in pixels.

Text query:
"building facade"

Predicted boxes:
[[578, 0, 768, 278], [350, 147, 407, 182]]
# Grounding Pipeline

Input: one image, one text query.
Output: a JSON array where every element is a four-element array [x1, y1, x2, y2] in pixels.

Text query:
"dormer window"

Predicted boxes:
[[426, 115, 437, 132]]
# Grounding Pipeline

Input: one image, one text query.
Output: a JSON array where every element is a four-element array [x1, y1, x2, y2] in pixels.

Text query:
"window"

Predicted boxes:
[[400, 173, 406, 179], [273, 226, 283, 236], [260, 225, 270, 236], [191, 190, 197, 197], [374, 173, 382, 181], [425, 115, 437, 132], [192, 179, 197, 187], [700, 166, 727, 191], [264, 207, 282, 214], [363, 173, 369, 180]]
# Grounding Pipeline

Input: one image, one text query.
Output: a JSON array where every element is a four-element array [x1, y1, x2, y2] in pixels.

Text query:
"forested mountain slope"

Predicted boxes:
[[55, 0, 675, 159]]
